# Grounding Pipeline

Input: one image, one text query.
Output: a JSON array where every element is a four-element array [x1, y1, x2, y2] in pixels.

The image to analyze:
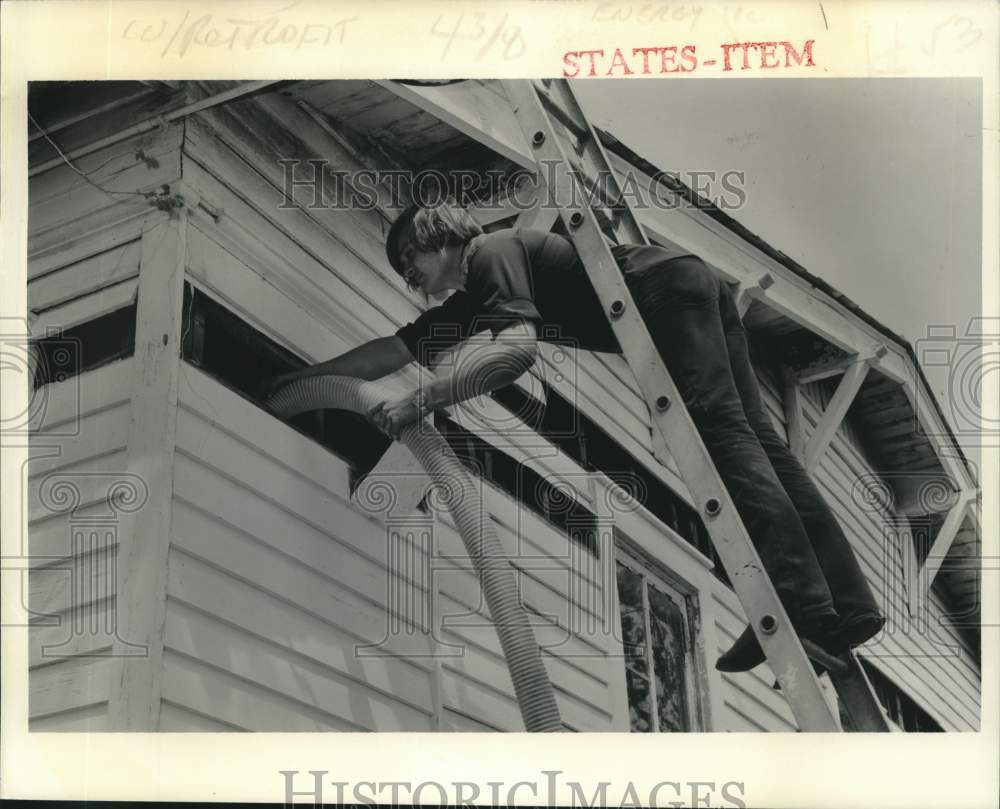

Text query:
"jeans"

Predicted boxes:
[[627, 254, 881, 626]]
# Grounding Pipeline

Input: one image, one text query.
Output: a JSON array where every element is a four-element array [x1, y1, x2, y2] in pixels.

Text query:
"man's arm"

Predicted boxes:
[[266, 335, 414, 397], [421, 320, 539, 411], [300, 335, 414, 381]]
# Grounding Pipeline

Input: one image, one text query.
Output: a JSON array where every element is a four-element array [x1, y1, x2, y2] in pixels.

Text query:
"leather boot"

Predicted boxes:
[[715, 611, 839, 673], [716, 610, 884, 673]]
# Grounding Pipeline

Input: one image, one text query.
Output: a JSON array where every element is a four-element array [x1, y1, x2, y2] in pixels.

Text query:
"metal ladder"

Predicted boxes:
[[501, 78, 891, 732]]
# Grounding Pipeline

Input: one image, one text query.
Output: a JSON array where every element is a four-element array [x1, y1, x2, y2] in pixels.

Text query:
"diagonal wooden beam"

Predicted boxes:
[[796, 344, 889, 385], [804, 358, 872, 473], [921, 489, 977, 587]]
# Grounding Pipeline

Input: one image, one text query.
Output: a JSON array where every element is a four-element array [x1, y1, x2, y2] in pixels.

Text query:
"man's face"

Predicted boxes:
[[401, 245, 448, 294]]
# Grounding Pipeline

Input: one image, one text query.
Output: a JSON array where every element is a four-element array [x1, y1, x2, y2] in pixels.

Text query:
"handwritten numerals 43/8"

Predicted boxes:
[[431, 13, 526, 62]]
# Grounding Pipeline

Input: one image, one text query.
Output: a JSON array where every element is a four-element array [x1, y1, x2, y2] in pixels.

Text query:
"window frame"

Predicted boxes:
[[614, 535, 705, 732]]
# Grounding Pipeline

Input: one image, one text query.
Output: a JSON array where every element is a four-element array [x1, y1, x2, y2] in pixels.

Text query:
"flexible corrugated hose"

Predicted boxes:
[[267, 375, 563, 732]]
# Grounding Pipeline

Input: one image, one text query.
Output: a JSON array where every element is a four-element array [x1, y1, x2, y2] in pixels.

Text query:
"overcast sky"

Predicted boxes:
[[574, 78, 984, 467]]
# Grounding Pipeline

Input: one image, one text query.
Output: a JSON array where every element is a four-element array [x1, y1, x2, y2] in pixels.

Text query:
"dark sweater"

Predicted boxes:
[[394, 228, 692, 366]]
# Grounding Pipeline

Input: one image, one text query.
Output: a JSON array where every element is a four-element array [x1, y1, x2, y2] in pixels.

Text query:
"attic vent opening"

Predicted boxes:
[[180, 282, 392, 476], [31, 302, 137, 389], [490, 382, 721, 576]]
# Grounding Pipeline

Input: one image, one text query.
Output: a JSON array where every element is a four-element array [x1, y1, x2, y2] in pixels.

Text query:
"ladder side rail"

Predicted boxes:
[[534, 80, 650, 247], [502, 79, 841, 732]]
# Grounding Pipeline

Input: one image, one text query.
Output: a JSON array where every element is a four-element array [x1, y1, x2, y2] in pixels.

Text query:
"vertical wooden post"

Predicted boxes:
[[780, 365, 807, 461], [106, 208, 187, 730]]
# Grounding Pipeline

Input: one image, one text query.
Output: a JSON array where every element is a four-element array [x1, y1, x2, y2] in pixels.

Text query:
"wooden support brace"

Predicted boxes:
[[796, 344, 889, 385], [921, 489, 977, 587], [804, 357, 872, 473]]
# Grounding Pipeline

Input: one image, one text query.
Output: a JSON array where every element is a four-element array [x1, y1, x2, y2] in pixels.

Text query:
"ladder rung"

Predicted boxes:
[[534, 84, 590, 141]]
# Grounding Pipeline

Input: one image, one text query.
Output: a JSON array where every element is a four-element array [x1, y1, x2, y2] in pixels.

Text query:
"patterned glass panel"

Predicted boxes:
[[648, 582, 690, 732], [616, 561, 646, 669], [625, 668, 653, 732]]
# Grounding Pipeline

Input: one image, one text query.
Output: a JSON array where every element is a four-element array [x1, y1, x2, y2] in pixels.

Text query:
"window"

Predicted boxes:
[[860, 661, 943, 732], [435, 415, 599, 555], [615, 546, 699, 732], [492, 382, 717, 566]]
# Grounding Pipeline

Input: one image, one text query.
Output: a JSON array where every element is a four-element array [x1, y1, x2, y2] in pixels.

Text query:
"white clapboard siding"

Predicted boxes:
[[30, 701, 110, 732], [31, 280, 139, 335], [742, 361, 981, 730], [158, 700, 248, 731], [163, 598, 434, 731], [28, 239, 141, 313], [30, 121, 184, 208], [710, 589, 797, 732], [28, 202, 151, 279], [29, 655, 112, 728], [27, 361, 134, 730], [185, 222, 353, 362], [30, 598, 117, 667], [186, 104, 394, 290], [28, 86, 184, 170], [30, 131, 183, 245], [168, 361, 623, 730], [28, 96, 184, 302], [168, 372, 443, 728], [160, 649, 370, 732], [182, 116, 415, 331]]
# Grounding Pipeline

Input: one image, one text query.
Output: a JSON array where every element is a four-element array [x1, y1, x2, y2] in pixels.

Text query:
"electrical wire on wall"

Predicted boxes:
[[28, 110, 160, 201]]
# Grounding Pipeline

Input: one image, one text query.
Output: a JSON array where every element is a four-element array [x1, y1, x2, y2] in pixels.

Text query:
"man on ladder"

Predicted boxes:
[[268, 197, 885, 672], [265, 80, 889, 731]]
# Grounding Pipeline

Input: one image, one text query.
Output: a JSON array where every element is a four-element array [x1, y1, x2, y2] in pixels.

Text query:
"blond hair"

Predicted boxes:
[[386, 197, 483, 288]]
